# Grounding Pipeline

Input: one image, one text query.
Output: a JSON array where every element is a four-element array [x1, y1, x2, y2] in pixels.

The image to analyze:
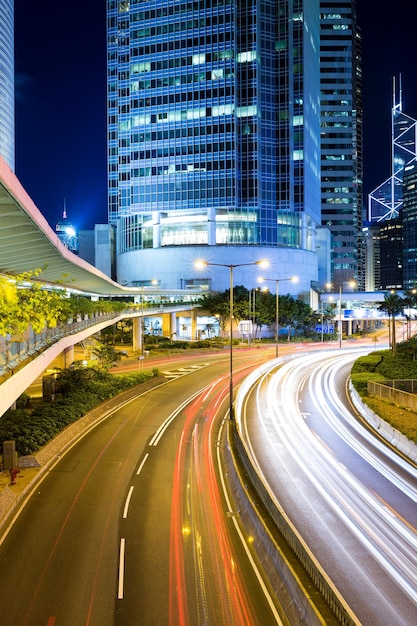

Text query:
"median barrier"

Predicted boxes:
[[224, 420, 329, 625], [229, 421, 360, 626]]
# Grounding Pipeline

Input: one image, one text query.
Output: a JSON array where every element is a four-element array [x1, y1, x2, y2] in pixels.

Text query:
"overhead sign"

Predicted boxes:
[[316, 324, 334, 334], [238, 320, 253, 335]]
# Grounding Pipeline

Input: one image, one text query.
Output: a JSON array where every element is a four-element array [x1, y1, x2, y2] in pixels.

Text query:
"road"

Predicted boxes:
[[239, 348, 417, 625], [0, 349, 287, 626]]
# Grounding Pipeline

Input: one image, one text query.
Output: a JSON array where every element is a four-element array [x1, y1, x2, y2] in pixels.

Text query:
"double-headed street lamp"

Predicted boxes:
[[258, 276, 298, 358], [326, 281, 355, 348], [195, 259, 269, 419]]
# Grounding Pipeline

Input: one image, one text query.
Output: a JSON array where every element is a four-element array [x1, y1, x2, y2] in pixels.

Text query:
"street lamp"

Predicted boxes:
[[195, 259, 269, 419], [328, 281, 355, 348], [249, 286, 264, 345], [138, 279, 158, 356], [258, 276, 298, 358], [320, 282, 332, 343]]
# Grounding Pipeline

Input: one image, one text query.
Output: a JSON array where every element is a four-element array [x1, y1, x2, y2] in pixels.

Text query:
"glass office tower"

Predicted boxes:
[[368, 79, 417, 224], [402, 160, 417, 291], [320, 0, 362, 289], [107, 1, 321, 293], [0, 0, 15, 171]]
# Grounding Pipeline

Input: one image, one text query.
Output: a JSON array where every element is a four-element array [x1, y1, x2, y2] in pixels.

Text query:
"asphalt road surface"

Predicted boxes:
[[239, 348, 417, 625], [0, 350, 286, 626]]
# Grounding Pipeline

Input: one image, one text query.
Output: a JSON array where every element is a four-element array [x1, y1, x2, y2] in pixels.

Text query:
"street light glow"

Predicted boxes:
[[194, 259, 269, 270], [195, 258, 269, 419]]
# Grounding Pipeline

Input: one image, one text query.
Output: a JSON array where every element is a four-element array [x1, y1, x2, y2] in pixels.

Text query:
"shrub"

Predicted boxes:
[[351, 353, 384, 374], [0, 367, 159, 456], [351, 372, 386, 395]]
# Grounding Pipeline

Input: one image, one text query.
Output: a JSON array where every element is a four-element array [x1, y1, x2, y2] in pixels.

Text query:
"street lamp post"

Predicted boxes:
[[249, 287, 259, 345], [195, 259, 268, 419], [321, 299, 324, 343], [339, 284, 342, 349], [258, 276, 298, 358], [138, 279, 158, 357], [333, 280, 355, 348]]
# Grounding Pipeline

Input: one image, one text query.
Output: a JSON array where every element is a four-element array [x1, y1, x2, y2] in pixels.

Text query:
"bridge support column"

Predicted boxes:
[[56, 345, 74, 369], [171, 312, 177, 339], [191, 309, 197, 340], [133, 317, 142, 354]]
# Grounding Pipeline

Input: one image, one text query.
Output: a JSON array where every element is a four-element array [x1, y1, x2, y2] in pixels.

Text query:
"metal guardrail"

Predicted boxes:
[[368, 379, 417, 411], [231, 425, 360, 626], [0, 312, 120, 378], [0, 303, 196, 380]]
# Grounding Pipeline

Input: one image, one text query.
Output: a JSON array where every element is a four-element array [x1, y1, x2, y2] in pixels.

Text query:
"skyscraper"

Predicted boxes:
[[319, 0, 363, 289], [368, 78, 417, 224], [402, 160, 417, 290], [0, 0, 15, 171], [107, 0, 322, 295], [366, 79, 417, 290]]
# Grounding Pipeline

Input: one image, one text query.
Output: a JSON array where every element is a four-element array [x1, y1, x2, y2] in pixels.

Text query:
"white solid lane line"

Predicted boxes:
[[118, 538, 126, 599]]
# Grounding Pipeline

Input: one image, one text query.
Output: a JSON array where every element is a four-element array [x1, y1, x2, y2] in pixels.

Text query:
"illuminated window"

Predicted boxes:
[[192, 54, 205, 65], [237, 50, 256, 63]]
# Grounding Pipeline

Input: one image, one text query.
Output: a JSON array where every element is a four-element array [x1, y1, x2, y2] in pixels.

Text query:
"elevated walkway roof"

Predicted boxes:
[[0, 157, 145, 296]]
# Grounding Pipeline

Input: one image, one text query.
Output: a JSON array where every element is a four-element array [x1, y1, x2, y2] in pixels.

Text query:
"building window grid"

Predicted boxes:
[[108, 0, 320, 248]]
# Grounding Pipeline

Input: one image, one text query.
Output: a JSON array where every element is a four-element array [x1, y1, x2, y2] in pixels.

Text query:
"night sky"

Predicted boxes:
[[13, 1, 417, 231]]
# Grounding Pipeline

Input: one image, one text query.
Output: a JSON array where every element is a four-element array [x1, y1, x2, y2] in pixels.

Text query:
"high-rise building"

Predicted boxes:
[[366, 79, 417, 291], [319, 0, 363, 289], [0, 0, 15, 171], [55, 206, 78, 254], [368, 78, 417, 224], [402, 160, 417, 290], [107, 0, 322, 295], [378, 217, 403, 290]]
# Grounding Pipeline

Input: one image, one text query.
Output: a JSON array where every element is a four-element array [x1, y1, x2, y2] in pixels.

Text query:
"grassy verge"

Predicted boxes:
[[352, 346, 417, 445], [362, 396, 417, 444]]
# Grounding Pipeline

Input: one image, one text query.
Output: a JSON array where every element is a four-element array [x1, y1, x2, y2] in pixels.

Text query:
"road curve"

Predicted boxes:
[[0, 351, 286, 626], [238, 348, 417, 626]]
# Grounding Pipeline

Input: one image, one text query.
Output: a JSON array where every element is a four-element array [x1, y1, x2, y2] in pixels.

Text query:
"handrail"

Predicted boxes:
[[0, 303, 196, 381]]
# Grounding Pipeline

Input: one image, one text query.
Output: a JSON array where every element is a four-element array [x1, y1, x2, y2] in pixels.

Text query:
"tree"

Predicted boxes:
[[198, 288, 315, 341], [378, 292, 404, 355], [402, 289, 417, 340], [198, 291, 230, 336], [0, 270, 71, 337], [278, 295, 314, 341], [91, 343, 122, 370]]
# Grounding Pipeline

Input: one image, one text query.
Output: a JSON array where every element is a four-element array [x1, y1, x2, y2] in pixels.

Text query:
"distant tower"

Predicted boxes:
[[368, 76, 417, 223], [0, 0, 15, 170], [56, 202, 78, 253]]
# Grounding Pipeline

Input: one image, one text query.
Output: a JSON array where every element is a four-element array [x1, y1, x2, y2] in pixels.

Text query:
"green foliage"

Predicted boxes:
[[351, 372, 386, 395], [375, 353, 417, 379], [197, 286, 316, 340], [276, 295, 315, 340], [377, 292, 405, 355], [91, 343, 122, 370], [0, 366, 159, 456], [351, 353, 384, 373], [351, 339, 417, 396], [0, 270, 71, 336], [0, 271, 132, 339]]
